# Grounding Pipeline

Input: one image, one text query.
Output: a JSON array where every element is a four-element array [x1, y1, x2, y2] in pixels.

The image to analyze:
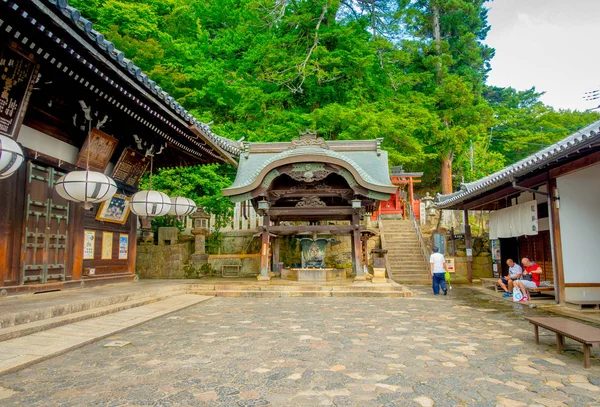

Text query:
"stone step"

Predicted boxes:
[[0, 294, 212, 376], [0, 292, 185, 342], [0, 285, 188, 329], [196, 290, 412, 298]]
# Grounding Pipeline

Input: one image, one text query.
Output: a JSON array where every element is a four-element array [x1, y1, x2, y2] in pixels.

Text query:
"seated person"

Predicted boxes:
[[498, 258, 522, 297], [514, 257, 542, 302]]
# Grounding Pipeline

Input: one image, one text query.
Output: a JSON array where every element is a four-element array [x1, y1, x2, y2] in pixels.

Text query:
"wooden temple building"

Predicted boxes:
[[222, 132, 398, 281], [0, 0, 239, 293], [436, 120, 600, 305]]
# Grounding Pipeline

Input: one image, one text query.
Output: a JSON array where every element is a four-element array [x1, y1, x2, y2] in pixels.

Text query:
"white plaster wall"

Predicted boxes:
[[17, 125, 79, 164], [557, 163, 600, 301]]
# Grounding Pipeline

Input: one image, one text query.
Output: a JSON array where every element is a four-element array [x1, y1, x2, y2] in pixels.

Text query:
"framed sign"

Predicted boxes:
[[119, 234, 129, 260], [446, 258, 455, 273], [0, 42, 39, 139], [101, 232, 113, 260], [75, 128, 118, 172], [83, 230, 95, 260], [95, 194, 131, 225], [112, 147, 150, 187]]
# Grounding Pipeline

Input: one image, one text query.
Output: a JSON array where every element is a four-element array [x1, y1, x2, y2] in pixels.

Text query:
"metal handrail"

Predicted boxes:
[[409, 209, 430, 267], [377, 217, 393, 280]]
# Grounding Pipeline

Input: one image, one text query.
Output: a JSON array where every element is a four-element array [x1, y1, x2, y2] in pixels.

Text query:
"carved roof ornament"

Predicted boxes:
[[289, 129, 330, 150], [295, 196, 327, 207]]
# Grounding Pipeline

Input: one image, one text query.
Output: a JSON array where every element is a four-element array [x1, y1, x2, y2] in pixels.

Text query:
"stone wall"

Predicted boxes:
[[136, 242, 194, 279], [137, 228, 381, 278]]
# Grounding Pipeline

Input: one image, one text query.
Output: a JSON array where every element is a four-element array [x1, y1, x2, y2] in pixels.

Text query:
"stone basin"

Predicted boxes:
[[281, 268, 347, 282]]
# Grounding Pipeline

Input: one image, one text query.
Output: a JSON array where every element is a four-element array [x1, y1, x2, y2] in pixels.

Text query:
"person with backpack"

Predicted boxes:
[[430, 247, 448, 295]]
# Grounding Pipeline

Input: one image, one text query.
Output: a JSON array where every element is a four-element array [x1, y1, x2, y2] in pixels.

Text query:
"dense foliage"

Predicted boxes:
[[72, 0, 599, 199]]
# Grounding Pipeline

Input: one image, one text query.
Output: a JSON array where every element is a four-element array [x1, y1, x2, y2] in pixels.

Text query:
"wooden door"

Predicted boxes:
[[21, 162, 70, 283], [519, 231, 553, 283]]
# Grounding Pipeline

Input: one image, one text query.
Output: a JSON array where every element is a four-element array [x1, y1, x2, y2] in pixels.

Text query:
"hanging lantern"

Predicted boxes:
[[130, 190, 171, 217], [55, 171, 117, 209], [0, 135, 25, 179], [168, 196, 197, 217]]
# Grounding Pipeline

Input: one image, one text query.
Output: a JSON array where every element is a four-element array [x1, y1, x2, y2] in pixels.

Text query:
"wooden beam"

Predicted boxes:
[[548, 178, 566, 304], [464, 210, 473, 283], [459, 172, 550, 210], [564, 283, 600, 287], [549, 150, 600, 179], [266, 225, 363, 235]]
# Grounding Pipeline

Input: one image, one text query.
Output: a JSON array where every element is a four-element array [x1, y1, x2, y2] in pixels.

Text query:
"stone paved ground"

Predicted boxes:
[[0, 287, 599, 406]]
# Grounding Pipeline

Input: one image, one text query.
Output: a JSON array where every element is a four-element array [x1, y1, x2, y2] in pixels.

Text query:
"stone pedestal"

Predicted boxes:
[[372, 267, 387, 283], [158, 227, 178, 246], [190, 230, 208, 266]]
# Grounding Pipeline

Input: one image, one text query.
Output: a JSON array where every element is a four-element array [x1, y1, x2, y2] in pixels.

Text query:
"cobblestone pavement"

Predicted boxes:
[[1, 287, 599, 406]]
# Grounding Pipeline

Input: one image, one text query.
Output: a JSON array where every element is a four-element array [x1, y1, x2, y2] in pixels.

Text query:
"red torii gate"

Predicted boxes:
[[372, 166, 423, 220]]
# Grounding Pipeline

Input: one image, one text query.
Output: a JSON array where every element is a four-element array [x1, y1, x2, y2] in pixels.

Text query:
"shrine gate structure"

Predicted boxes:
[[222, 132, 398, 281]]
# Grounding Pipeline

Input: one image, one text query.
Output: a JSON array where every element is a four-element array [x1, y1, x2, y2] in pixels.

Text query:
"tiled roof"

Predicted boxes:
[[436, 119, 600, 208], [43, 0, 241, 158]]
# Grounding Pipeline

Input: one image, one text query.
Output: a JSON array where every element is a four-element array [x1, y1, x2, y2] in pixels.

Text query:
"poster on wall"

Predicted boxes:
[[446, 258, 455, 273], [119, 234, 129, 260], [83, 230, 95, 260], [491, 239, 501, 261], [0, 43, 39, 139], [101, 232, 113, 260], [75, 128, 118, 172], [95, 194, 131, 225]]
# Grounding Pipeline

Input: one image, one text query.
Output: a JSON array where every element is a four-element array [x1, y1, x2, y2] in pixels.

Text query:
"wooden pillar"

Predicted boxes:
[[272, 236, 280, 273], [69, 202, 85, 281], [362, 236, 369, 270], [352, 212, 365, 281], [258, 214, 271, 281], [464, 209, 473, 283], [127, 214, 138, 276], [548, 178, 565, 304], [409, 177, 414, 214]]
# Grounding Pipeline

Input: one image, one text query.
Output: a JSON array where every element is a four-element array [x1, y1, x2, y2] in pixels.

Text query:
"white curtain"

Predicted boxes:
[[489, 201, 538, 239]]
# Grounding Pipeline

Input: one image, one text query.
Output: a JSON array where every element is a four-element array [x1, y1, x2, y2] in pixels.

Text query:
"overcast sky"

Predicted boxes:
[[484, 0, 600, 112]]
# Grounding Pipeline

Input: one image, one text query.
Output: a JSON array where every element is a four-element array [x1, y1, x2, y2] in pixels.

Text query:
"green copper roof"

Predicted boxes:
[[223, 139, 397, 198]]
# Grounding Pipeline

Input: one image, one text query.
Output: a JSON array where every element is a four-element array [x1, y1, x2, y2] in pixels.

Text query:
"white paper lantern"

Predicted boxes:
[[168, 196, 197, 217], [130, 190, 171, 217], [55, 171, 117, 209], [0, 135, 25, 179]]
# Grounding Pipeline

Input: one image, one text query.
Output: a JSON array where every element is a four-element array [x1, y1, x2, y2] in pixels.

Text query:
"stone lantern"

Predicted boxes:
[[190, 207, 210, 266], [422, 192, 436, 216]]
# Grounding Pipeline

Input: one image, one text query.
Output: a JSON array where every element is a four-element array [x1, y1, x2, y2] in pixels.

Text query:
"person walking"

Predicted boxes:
[[430, 247, 448, 295]]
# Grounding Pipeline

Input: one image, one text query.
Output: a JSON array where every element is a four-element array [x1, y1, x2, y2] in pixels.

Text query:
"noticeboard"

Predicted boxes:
[[112, 147, 150, 187], [0, 43, 39, 139]]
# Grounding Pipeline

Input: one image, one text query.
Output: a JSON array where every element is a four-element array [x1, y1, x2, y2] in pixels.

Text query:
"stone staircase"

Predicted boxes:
[[380, 219, 431, 285]]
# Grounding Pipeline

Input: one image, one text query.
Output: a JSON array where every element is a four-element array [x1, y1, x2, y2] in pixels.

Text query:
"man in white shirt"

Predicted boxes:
[[498, 258, 523, 297], [430, 247, 448, 295]]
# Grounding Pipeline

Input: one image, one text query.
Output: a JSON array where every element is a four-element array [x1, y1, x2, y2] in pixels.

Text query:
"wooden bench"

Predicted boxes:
[[566, 300, 600, 310], [480, 278, 501, 292], [525, 317, 600, 368]]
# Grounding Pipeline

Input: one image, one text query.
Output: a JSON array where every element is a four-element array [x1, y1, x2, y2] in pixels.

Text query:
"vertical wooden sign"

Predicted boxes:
[[0, 42, 39, 139]]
